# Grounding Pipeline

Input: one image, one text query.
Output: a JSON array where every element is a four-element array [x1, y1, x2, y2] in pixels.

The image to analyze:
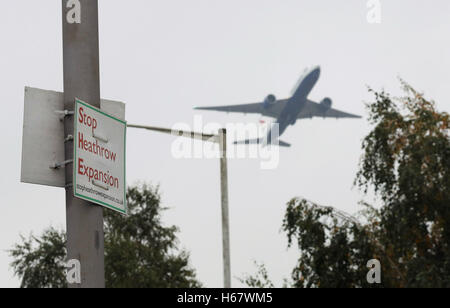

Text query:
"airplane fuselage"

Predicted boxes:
[[266, 66, 321, 143], [195, 65, 361, 147]]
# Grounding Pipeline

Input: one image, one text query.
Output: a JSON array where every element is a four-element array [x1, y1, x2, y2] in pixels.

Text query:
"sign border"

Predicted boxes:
[[73, 98, 127, 215]]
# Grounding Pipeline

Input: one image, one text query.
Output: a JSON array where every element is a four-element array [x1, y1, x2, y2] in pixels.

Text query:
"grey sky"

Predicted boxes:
[[1, 0, 449, 287]]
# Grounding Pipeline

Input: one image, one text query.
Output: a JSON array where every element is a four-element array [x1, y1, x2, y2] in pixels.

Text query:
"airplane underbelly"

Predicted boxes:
[[270, 120, 289, 139], [283, 99, 305, 123], [279, 121, 289, 135]]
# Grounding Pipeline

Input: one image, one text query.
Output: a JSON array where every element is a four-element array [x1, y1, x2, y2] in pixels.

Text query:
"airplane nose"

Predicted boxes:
[[315, 66, 321, 75], [312, 66, 321, 79]]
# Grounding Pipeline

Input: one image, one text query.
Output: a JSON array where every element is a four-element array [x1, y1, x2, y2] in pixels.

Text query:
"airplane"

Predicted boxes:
[[194, 66, 361, 147]]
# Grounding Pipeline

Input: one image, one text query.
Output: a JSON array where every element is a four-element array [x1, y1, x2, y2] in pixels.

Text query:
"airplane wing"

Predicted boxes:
[[298, 100, 362, 119], [194, 99, 289, 119]]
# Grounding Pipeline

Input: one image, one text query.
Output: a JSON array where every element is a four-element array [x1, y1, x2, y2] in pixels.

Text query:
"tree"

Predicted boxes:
[[239, 262, 275, 288], [9, 229, 67, 288], [354, 82, 450, 287], [244, 82, 450, 288], [9, 184, 201, 288], [282, 199, 377, 288]]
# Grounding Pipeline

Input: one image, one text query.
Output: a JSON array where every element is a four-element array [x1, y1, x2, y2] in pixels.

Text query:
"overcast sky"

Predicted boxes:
[[1, 0, 449, 287]]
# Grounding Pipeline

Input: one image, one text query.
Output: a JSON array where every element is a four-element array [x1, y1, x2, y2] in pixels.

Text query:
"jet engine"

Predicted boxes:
[[263, 94, 276, 109], [320, 98, 333, 111]]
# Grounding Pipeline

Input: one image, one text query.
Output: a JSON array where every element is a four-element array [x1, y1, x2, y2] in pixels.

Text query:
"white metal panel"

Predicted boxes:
[[100, 99, 126, 120], [21, 87, 66, 187], [21, 87, 125, 188]]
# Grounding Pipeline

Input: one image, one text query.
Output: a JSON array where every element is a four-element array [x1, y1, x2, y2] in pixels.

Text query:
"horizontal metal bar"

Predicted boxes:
[[127, 124, 218, 143], [55, 110, 75, 116], [55, 110, 75, 121]]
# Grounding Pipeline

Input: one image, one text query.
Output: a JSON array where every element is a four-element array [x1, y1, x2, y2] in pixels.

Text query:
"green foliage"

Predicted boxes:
[[9, 184, 201, 288], [104, 185, 201, 288], [9, 229, 67, 288], [282, 199, 377, 288], [284, 82, 450, 288], [239, 262, 275, 288], [243, 82, 450, 288], [355, 82, 450, 287]]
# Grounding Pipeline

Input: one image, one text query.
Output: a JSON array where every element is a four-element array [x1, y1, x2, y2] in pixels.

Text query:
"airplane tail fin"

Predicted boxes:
[[233, 138, 291, 147], [277, 140, 291, 147]]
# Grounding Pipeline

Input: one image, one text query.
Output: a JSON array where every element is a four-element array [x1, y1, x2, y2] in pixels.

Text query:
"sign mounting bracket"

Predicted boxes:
[[50, 159, 74, 170]]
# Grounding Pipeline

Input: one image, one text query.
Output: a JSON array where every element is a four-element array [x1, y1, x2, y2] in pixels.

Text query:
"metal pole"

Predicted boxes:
[[127, 124, 232, 288], [62, 0, 105, 288], [219, 129, 231, 288]]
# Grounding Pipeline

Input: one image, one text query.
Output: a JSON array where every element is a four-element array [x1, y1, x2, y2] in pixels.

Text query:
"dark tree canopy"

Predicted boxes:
[[282, 199, 378, 288], [9, 229, 67, 288], [243, 82, 449, 288], [282, 82, 450, 288], [10, 184, 201, 288], [239, 262, 276, 288]]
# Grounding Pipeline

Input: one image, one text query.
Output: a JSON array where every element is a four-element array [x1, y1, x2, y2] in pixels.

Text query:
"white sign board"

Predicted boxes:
[[21, 87, 126, 188], [73, 99, 127, 214], [21, 87, 66, 187]]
